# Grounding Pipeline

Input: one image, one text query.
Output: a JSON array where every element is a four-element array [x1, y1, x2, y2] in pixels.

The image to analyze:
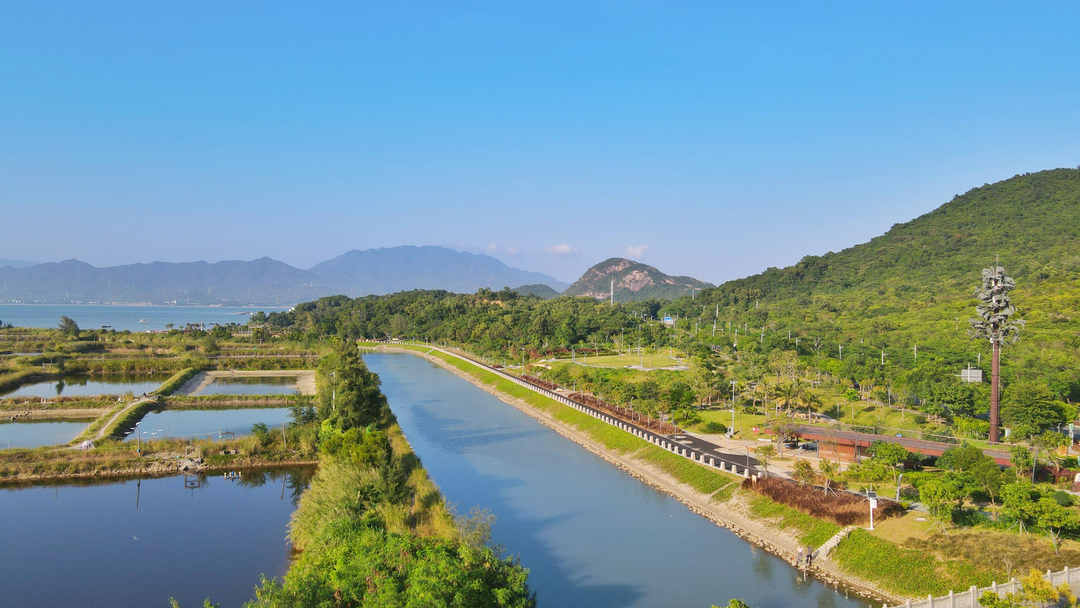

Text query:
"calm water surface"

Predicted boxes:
[[198, 376, 299, 396], [0, 304, 287, 332], [365, 353, 869, 608], [0, 468, 311, 608], [124, 407, 294, 441], [1, 374, 163, 398], [0, 420, 89, 448]]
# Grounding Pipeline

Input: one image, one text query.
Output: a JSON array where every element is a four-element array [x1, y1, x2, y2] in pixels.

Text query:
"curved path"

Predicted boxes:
[[93, 395, 157, 441]]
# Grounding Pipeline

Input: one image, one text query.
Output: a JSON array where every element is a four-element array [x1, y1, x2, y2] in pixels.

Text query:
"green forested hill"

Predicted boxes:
[[704, 168, 1080, 304], [673, 168, 1080, 400]]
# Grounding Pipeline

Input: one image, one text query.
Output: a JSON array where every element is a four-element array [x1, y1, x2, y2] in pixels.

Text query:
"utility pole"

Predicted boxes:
[[839, 344, 843, 361], [913, 344, 917, 363], [610, 279, 614, 305], [881, 350, 886, 366]]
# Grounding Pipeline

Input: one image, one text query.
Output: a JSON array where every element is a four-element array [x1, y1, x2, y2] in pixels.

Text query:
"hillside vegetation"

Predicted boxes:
[[666, 168, 1080, 401]]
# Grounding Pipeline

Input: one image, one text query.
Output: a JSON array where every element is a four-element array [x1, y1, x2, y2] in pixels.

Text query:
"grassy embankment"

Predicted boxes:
[[164, 394, 308, 410], [0, 424, 317, 483], [831, 529, 999, 598]]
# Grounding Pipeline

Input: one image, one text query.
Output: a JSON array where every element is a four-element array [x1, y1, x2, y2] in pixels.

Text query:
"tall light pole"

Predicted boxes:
[[730, 380, 738, 436]]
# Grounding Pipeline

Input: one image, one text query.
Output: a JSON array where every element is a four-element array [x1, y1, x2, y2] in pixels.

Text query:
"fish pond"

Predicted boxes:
[[0, 467, 312, 608], [0, 419, 89, 449], [0, 374, 163, 399], [123, 407, 294, 441], [196, 376, 300, 396]]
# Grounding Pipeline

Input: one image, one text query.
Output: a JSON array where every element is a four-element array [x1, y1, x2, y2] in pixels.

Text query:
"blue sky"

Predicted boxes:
[[2, 2, 1078, 284]]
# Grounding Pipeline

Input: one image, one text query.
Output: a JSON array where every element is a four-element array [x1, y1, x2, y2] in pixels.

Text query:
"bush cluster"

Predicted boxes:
[[742, 475, 903, 526]]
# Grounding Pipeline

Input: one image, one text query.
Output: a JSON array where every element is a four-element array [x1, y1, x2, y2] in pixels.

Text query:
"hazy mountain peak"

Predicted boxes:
[[309, 245, 568, 296], [563, 257, 712, 302]]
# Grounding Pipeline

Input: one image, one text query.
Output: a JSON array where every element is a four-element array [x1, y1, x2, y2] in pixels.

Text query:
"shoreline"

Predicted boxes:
[[371, 345, 902, 606]]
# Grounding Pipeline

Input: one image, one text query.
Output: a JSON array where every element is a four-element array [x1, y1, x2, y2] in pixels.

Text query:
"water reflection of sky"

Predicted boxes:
[[0, 468, 311, 608]]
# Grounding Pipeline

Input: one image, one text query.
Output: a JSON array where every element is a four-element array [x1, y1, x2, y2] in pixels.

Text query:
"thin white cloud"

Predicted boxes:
[[625, 245, 648, 258], [486, 243, 523, 257], [545, 243, 579, 256]]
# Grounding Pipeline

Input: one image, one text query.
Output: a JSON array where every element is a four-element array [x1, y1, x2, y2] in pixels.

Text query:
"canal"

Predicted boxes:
[[365, 352, 869, 608]]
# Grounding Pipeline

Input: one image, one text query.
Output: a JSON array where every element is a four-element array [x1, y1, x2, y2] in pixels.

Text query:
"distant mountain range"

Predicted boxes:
[[311, 247, 566, 297], [562, 258, 713, 302], [0, 246, 568, 305], [0, 259, 37, 269]]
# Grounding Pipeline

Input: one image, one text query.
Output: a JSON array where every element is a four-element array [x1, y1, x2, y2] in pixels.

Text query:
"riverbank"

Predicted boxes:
[[370, 344, 901, 606]]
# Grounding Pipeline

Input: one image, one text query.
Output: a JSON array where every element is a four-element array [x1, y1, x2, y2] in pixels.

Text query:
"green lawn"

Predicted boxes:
[[551, 353, 687, 369]]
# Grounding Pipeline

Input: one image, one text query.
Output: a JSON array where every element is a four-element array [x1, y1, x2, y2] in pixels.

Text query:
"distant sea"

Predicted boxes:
[[0, 304, 289, 332]]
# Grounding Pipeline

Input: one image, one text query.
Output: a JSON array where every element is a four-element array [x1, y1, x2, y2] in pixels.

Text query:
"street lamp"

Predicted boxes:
[[730, 380, 738, 437], [867, 490, 878, 530]]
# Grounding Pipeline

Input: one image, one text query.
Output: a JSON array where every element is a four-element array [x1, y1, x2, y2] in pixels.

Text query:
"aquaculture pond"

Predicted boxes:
[[0, 419, 89, 449], [0, 374, 163, 399], [364, 353, 870, 608], [123, 407, 294, 441], [0, 467, 313, 608], [197, 376, 300, 396]]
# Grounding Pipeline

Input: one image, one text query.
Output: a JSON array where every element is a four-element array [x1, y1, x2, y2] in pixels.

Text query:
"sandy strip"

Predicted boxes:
[[173, 370, 317, 396]]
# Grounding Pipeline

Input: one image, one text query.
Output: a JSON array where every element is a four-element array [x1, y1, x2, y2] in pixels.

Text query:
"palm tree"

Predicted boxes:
[[804, 392, 823, 421], [756, 379, 774, 417]]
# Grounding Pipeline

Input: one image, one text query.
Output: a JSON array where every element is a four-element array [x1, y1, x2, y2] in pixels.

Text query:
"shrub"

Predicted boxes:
[[742, 475, 903, 526], [703, 421, 728, 434]]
